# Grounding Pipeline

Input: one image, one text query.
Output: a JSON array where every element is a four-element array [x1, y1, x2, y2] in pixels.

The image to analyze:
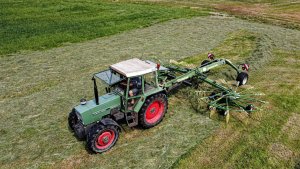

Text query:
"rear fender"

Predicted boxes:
[[100, 118, 123, 132], [133, 89, 167, 113]]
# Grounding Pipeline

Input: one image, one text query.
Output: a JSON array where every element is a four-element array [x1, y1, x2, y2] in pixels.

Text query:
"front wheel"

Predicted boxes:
[[139, 93, 168, 128], [68, 110, 78, 131], [87, 124, 119, 153]]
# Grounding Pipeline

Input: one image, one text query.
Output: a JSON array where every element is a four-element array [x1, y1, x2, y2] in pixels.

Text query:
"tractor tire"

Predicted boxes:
[[68, 110, 79, 131], [200, 60, 210, 73], [139, 93, 168, 128], [74, 123, 86, 140], [87, 123, 119, 153], [236, 72, 248, 86]]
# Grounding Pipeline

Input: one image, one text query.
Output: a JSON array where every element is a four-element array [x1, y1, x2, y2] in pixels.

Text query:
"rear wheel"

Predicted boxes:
[[87, 124, 119, 153], [236, 72, 248, 86], [139, 93, 168, 128]]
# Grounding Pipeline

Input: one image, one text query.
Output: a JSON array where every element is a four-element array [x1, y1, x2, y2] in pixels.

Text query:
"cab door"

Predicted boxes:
[[124, 76, 143, 112]]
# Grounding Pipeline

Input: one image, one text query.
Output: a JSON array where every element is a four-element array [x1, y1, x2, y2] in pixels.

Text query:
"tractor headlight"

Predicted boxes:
[[75, 111, 83, 121]]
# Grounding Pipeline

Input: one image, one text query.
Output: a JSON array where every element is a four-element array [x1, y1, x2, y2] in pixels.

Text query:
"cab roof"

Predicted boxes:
[[110, 58, 157, 77]]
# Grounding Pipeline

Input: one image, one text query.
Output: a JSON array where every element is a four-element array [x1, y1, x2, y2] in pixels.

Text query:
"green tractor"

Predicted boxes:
[[68, 57, 251, 153]]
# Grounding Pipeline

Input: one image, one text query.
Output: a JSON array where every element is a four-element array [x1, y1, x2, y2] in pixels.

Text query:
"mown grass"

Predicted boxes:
[[1, 11, 300, 168], [0, 0, 209, 56], [174, 47, 300, 168]]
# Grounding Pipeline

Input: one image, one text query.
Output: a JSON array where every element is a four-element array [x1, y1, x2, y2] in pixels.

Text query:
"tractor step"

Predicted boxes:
[[183, 80, 192, 86], [125, 112, 138, 127]]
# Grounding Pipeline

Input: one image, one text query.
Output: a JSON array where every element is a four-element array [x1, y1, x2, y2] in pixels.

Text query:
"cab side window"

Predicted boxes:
[[144, 72, 156, 91]]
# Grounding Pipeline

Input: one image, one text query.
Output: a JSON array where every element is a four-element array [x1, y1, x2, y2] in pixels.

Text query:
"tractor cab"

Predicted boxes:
[[69, 58, 169, 153], [94, 58, 166, 112]]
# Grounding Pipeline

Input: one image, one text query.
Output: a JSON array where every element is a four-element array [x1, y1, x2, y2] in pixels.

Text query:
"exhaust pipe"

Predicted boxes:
[[92, 77, 99, 105]]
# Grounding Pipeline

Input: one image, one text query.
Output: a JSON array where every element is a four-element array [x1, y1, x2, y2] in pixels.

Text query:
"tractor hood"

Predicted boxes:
[[74, 93, 121, 125]]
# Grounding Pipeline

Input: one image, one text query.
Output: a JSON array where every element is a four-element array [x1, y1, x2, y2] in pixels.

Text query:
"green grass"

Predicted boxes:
[[0, 0, 209, 56], [180, 30, 257, 65]]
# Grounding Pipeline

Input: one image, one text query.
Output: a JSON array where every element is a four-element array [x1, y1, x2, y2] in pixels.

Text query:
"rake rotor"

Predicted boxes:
[[196, 81, 266, 123]]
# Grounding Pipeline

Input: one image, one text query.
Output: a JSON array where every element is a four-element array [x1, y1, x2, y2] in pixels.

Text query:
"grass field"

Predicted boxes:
[[129, 0, 300, 29], [1, 0, 300, 168], [0, 0, 209, 56]]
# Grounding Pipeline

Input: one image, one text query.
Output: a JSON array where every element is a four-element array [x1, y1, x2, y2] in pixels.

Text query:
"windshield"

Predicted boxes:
[[94, 69, 125, 86]]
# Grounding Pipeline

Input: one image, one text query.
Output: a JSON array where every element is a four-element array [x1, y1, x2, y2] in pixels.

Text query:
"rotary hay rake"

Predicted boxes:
[[160, 53, 266, 123]]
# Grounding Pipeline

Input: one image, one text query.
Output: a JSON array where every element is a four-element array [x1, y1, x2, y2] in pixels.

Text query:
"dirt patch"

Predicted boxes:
[[269, 143, 295, 161], [276, 12, 300, 22], [214, 3, 300, 27], [215, 4, 268, 17], [282, 113, 300, 141]]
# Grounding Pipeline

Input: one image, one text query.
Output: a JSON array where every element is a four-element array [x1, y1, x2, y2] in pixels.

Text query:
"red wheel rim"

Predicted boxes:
[[96, 129, 115, 150], [145, 100, 164, 124]]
